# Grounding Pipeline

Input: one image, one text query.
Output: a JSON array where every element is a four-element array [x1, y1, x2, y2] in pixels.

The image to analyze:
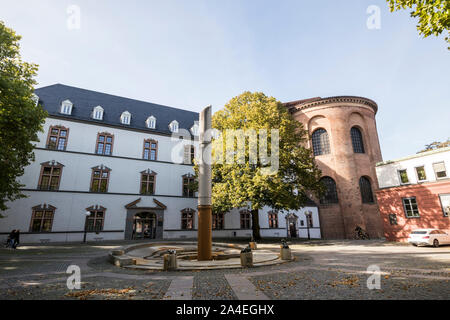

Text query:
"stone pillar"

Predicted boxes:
[[197, 106, 213, 261]]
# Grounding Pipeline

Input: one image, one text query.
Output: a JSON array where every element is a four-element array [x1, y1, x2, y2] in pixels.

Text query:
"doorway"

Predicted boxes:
[[133, 212, 157, 240]]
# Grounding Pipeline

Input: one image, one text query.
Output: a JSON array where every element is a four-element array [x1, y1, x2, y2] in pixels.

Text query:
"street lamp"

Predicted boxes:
[[305, 211, 312, 240], [83, 211, 91, 243]]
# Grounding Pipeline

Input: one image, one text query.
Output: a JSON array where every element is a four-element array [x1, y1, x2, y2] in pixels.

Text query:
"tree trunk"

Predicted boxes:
[[251, 209, 261, 240]]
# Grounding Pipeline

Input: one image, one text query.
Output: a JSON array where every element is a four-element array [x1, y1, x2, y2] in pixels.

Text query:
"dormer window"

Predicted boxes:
[[60, 100, 73, 115], [191, 123, 199, 136], [146, 116, 156, 129], [169, 120, 179, 133], [92, 106, 104, 120], [120, 111, 131, 125], [32, 94, 39, 107]]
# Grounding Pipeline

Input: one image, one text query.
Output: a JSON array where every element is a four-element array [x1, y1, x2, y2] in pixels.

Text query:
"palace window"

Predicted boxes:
[[311, 128, 330, 156], [143, 139, 158, 161], [181, 208, 195, 230], [85, 206, 106, 232], [306, 214, 314, 228], [169, 120, 179, 133], [146, 116, 156, 129], [120, 111, 131, 125], [388, 214, 398, 225], [402, 197, 420, 218], [433, 162, 447, 179], [182, 174, 195, 197], [359, 176, 374, 203], [240, 210, 251, 229], [184, 145, 195, 164], [268, 211, 278, 229], [38, 161, 64, 190], [191, 123, 199, 136], [47, 126, 69, 151], [212, 213, 225, 230], [30, 204, 55, 233], [90, 165, 111, 193], [140, 170, 156, 195], [31, 94, 39, 107], [319, 176, 339, 204], [351, 127, 365, 153], [398, 169, 409, 184], [60, 100, 73, 115], [92, 106, 104, 120], [415, 166, 427, 181], [96, 133, 114, 155]]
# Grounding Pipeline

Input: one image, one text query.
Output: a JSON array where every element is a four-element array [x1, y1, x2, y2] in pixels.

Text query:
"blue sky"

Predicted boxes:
[[1, 0, 449, 161]]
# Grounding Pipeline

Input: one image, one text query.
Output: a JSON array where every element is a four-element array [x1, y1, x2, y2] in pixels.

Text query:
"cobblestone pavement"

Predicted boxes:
[[0, 240, 448, 300]]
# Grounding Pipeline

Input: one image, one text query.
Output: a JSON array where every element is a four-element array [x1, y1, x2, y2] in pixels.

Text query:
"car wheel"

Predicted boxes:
[[433, 239, 439, 248], [412, 243, 418, 247]]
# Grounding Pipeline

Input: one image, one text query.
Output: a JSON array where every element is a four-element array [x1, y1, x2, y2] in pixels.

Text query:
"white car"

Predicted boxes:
[[408, 229, 450, 247]]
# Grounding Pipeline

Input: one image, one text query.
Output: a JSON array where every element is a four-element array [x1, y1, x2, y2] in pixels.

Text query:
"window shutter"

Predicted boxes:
[[433, 162, 446, 173], [184, 145, 191, 164]]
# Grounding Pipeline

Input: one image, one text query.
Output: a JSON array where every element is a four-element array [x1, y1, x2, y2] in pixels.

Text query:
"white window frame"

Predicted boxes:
[[169, 120, 179, 133], [398, 169, 409, 185], [146, 116, 156, 129], [92, 106, 104, 120], [190, 123, 199, 136], [32, 94, 39, 107], [402, 197, 420, 218], [432, 162, 447, 180], [60, 100, 73, 115], [120, 111, 131, 125], [414, 165, 427, 182]]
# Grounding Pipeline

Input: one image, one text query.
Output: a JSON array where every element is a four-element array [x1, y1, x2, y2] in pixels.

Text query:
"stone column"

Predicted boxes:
[[197, 106, 213, 261]]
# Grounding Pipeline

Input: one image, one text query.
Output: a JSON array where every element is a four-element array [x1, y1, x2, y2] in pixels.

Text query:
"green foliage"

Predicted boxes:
[[195, 92, 323, 238], [418, 138, 450, 153], [0, 21, 47, 214], [387, 0, 450, 48]]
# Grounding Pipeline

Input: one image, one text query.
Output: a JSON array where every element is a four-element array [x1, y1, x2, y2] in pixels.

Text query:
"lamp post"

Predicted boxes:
[[83, 211, 91, 243], [305, 211, 312, 240]]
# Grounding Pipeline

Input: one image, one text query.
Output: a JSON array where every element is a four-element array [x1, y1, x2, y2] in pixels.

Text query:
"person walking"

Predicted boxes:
[[6, 230, 15, 248], [12, 229, 20, 249]]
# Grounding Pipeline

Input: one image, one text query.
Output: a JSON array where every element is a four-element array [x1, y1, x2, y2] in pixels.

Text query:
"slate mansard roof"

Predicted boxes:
[[34, 84, 199, 135]]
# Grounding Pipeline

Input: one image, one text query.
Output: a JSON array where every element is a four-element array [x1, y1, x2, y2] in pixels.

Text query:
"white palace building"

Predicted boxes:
[[0, 84, 320, 244]]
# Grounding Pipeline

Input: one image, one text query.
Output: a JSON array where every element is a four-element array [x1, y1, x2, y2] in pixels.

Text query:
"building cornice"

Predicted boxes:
[[285, 96, 378, 114]]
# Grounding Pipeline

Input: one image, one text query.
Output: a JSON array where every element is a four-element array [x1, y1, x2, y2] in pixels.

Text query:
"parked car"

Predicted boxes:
[[408, 229, 450, 247]]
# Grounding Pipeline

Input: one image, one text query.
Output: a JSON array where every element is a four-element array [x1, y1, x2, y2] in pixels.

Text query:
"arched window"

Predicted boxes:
[[359, 176, 374, 203], [146, 116, 156, 129], [120, 111, 131, 125], [60, 100, 73, 115], [320, 177, 338, 204], [351, 127, 365, 153], [169, 120, 179, 133], [311, 129, 330, 156], [92, 106, 104, 120]]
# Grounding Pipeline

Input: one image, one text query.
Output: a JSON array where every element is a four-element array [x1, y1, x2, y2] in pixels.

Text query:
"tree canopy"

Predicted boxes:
[[200, 92, 323, 239], [0, 21, 47, 214], [387, 0, 450, 49]]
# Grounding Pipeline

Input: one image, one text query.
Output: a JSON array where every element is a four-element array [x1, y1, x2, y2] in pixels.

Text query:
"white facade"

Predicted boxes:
[[376, 147, 450, 189], [0, 87, 321, 244]]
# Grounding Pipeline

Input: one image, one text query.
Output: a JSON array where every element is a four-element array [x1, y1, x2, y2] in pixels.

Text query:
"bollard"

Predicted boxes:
[[280, 247, 292, 260], [163, 250, 178, 271], [240, 246, 253, 267], [280, 239, 292, 260]]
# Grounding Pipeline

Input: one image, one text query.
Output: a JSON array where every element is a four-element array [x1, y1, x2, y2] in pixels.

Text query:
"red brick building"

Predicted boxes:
[[375, 147, 450, 242], [285, 97, 384, 239]]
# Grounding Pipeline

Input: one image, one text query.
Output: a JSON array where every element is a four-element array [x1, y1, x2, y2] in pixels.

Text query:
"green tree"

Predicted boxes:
[[0, 21, 47, 214], [387, 0, 450, 48], [203, 92, 323, 240]]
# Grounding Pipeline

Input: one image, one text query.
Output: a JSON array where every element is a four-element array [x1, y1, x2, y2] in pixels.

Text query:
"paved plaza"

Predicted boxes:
[[0, 240, 449, 300]]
